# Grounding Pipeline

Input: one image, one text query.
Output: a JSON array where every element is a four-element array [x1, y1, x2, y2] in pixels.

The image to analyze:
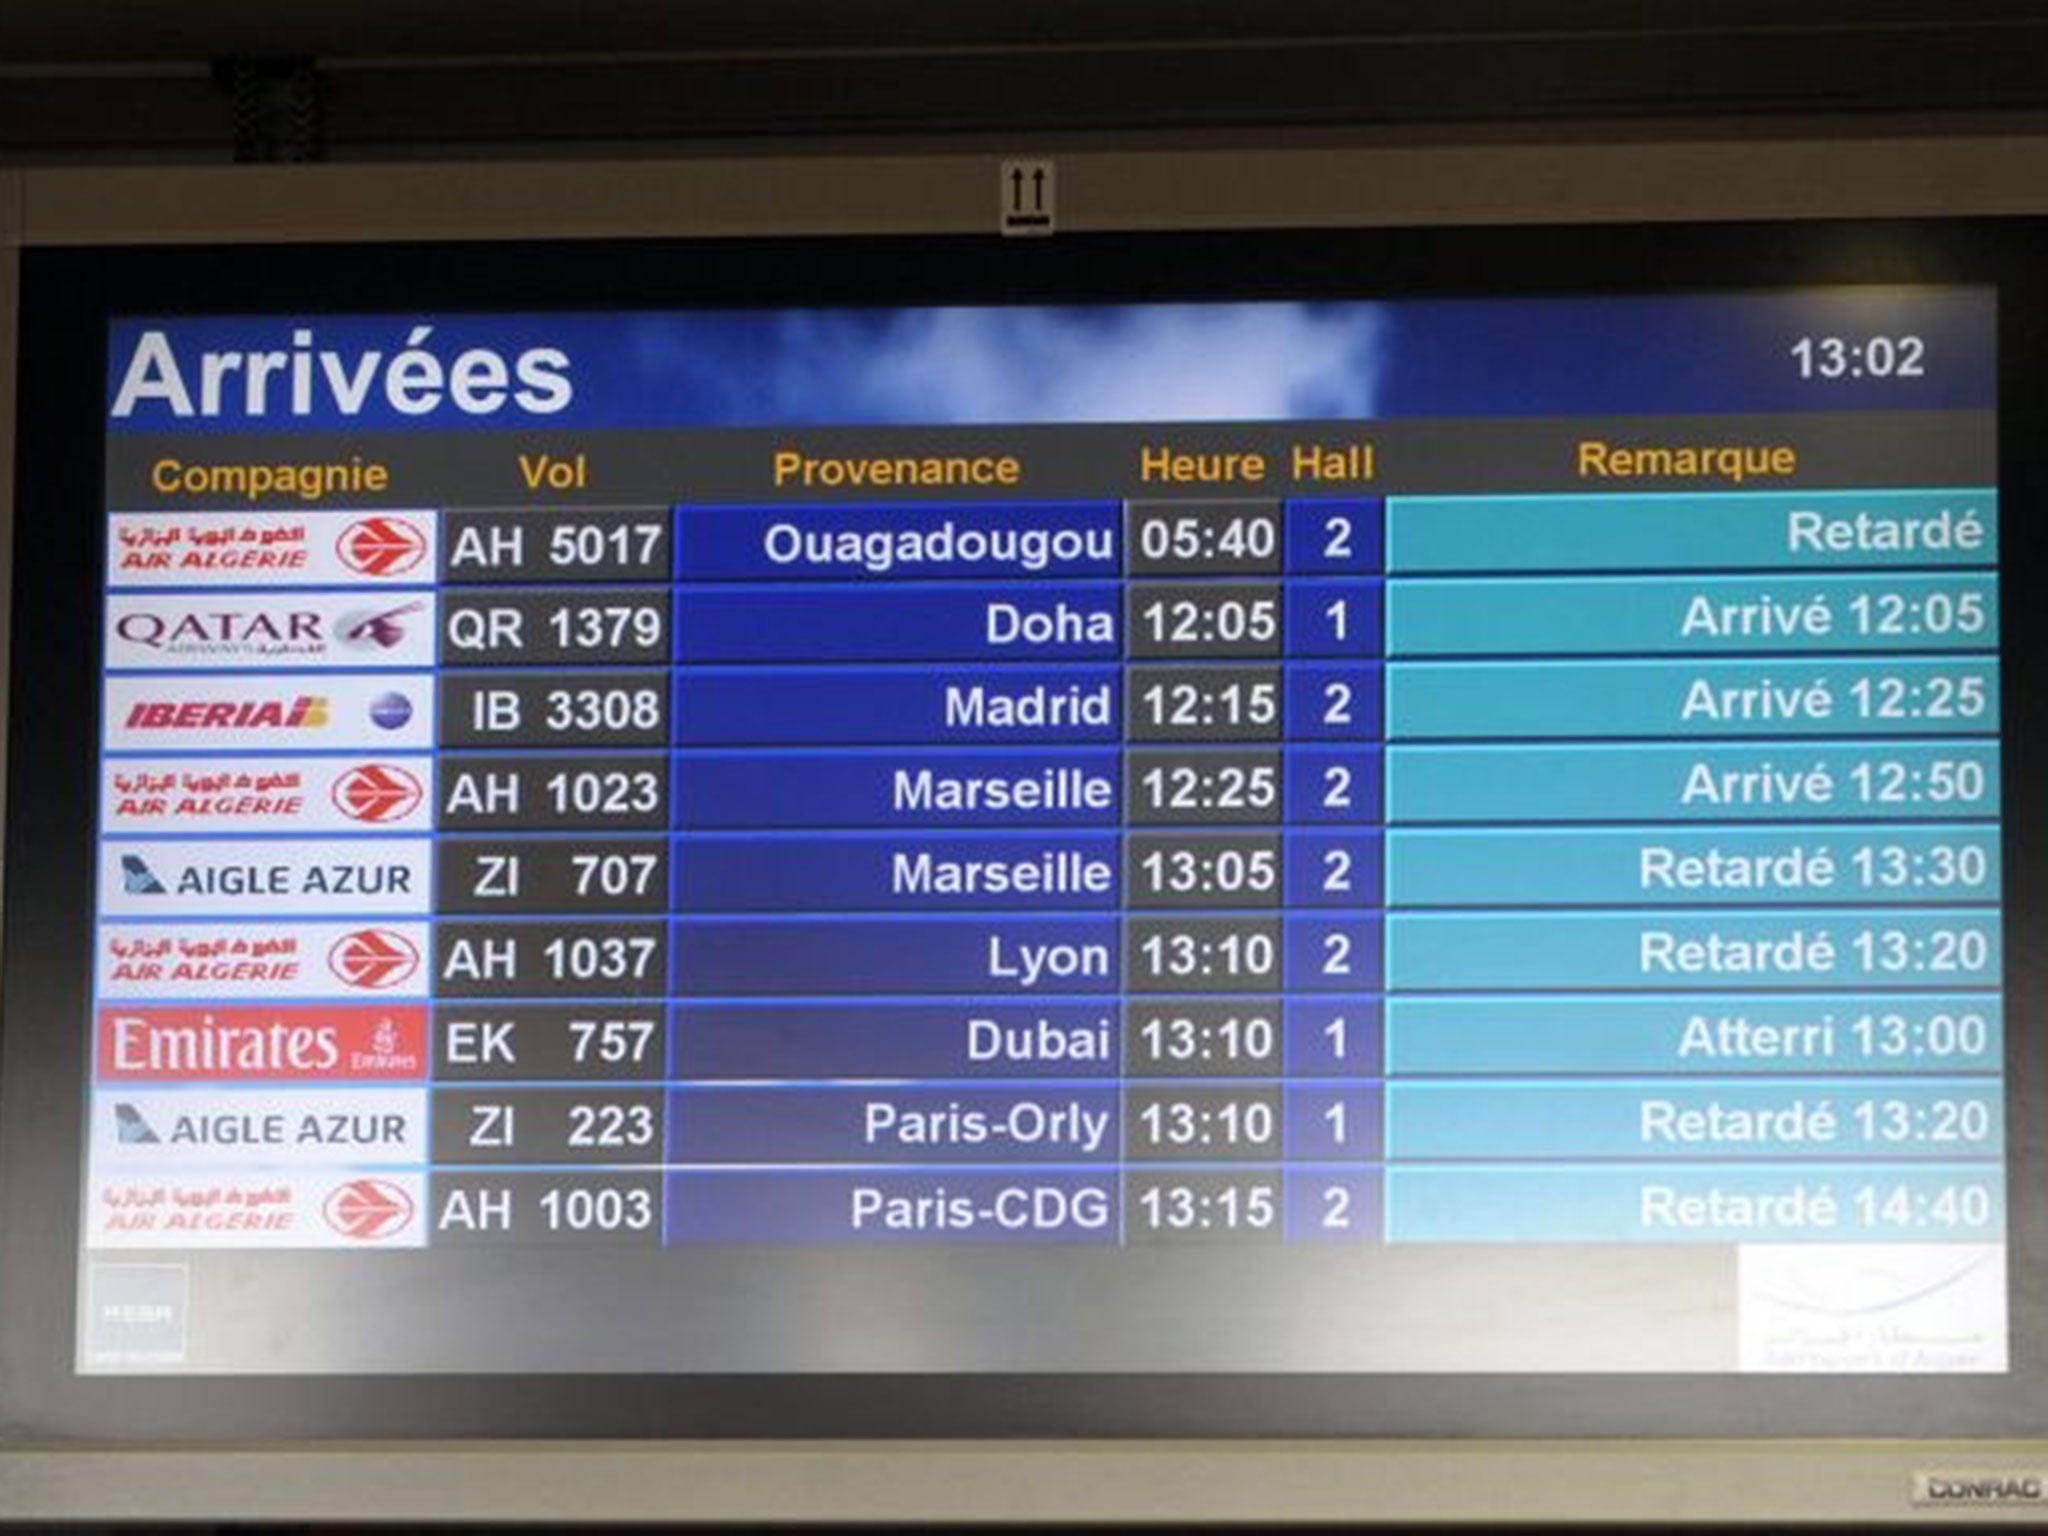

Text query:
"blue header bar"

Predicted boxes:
[[106, 289, 1994, 433]]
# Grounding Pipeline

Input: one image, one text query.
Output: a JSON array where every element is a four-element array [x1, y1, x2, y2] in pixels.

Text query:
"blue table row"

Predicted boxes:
[[458, 657, 1999, 744], [663, 489, 1993, 580], [420, 1078, 2002, 1164], [419, 1162, 2005, 1244], [420, 908, 2005, 994], [638, 572, 1998, 661], [534, 824, 1996, 909], [420, 993, 2001, 1081]]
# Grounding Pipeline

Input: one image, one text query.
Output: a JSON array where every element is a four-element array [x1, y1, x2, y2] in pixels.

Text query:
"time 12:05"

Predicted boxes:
[[1791, 336, 1925, 379]]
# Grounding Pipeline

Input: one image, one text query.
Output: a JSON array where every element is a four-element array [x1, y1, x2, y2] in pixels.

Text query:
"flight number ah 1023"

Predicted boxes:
[[439, 756, 668, 829]]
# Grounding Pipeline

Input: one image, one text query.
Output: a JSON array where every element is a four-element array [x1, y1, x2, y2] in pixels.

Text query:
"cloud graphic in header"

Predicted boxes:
[[766, 303, 1387, 425]]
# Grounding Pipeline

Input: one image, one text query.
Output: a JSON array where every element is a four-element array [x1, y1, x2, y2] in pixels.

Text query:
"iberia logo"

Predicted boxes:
[[125, 696, 329, 731], [332, 763, 425, 824], [327, 927, 420, 990], [323, 1177, 415, 1240], [337, 517, 428, 578]]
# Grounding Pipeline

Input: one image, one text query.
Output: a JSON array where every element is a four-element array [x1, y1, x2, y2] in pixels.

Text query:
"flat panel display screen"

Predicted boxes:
[[4, 225, 2040, 1438]]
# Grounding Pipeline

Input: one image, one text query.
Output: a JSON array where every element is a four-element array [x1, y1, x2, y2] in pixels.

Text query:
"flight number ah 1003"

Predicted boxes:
[[432, 1173, 663, 1245]]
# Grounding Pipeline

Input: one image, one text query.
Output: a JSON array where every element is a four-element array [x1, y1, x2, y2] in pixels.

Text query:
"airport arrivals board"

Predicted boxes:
[[75, 290, 2006, 1376]]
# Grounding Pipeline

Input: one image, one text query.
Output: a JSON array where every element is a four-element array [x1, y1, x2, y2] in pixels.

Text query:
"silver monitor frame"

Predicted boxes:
[[3, 136, 2047, 1523]]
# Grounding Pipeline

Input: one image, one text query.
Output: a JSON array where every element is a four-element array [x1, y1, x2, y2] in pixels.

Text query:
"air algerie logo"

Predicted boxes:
[[323, 1177, 415, 1241], [337, 517, 428, 578], [332, 763, 425, 824], [328, 928, 420, 990]]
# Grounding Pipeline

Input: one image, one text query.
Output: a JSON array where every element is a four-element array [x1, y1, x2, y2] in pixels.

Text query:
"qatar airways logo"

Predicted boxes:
[[109, 327, 574, 419]]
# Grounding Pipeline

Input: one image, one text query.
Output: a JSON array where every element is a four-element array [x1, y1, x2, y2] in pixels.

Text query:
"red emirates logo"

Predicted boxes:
[[336, 517, 428, 578], [333, 763, 425, 824], [323, 1177, 414, 1241], [327, 928, 420, 990]]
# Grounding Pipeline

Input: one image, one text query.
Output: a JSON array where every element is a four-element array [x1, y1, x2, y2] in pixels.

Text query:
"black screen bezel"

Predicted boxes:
[[2, 220, 2040, 1441]]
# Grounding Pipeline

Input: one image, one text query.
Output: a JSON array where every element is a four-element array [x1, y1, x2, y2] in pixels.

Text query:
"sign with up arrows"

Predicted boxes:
[[1000, 159, 1055, 236]]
